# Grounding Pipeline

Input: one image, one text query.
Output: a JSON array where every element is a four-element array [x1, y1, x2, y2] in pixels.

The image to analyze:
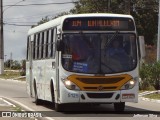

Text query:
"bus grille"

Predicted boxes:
[[84, 86, 117, 90]]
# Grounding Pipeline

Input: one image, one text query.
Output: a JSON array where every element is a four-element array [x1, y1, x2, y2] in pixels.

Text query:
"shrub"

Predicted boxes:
[[140, 61, 160, 90]]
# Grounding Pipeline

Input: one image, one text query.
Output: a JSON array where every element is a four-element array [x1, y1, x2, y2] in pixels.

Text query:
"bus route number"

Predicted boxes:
[[68, 93, 79, 98]]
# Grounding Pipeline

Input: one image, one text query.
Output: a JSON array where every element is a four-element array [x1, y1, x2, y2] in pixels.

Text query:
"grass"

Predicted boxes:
[[16, 77, 26, 81], [0, 70, 21, 80], [144, 93, 160, 100], [12, 106, 22, 112], [139, 90, 146, 93]]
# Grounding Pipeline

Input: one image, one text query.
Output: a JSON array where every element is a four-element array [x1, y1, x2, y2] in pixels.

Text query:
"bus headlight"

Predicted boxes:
[[121, 79, 136, 90], [62, 79, 80, 91]]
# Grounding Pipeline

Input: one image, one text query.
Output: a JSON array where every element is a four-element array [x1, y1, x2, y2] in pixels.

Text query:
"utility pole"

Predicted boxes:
[[157, 0, 160, 91], [125, 0, 131, 14], [107, 0, 111, 12], [0, 0, 4, 74], [157, 0, 160, 61]]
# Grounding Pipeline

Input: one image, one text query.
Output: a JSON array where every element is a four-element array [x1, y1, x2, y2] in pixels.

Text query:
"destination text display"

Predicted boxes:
[[63, 17, 135, 31]]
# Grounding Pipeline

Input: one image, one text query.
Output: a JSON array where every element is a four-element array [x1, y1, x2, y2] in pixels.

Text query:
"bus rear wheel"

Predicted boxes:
[[114, 102, 125, 111]]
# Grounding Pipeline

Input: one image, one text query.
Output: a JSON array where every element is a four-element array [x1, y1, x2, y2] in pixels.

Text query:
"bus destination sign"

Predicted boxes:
[[63, 17, 135, 31]]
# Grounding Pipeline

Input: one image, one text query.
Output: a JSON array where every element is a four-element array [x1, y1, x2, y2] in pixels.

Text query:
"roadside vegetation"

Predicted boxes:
[[139, 45, 159, 91], [144, 93, 160, 100], [0, 71, 25, 81], [0, 59, 26, 81], [139, 46, 160, 99]]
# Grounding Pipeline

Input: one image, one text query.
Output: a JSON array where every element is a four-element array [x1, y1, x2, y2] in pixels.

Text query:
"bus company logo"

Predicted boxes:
[[97, 86, 104, 91], [2, 112, 11, 117]]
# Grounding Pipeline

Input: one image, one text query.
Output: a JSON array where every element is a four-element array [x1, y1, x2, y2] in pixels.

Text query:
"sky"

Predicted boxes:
[[3, 0, 75, 61]]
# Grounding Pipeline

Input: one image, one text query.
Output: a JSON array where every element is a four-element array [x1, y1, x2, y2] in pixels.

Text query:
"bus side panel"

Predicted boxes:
[[33, 60, 45, 100], [44, 59, 56, 102]]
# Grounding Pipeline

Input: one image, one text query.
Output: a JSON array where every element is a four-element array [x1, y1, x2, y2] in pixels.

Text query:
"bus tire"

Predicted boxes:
[[34, 81, 41, 105], [114, 102, 125, 111], [55, 103, 64, 112]]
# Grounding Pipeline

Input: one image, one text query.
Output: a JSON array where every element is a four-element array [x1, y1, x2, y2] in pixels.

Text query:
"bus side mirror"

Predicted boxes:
[[139, 36, 146, 60], [57, 40, 64, 51], [57, 40, 62, 51]]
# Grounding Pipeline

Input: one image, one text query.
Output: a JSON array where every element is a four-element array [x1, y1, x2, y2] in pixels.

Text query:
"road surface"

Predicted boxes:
[[0, 79, 160, 120]]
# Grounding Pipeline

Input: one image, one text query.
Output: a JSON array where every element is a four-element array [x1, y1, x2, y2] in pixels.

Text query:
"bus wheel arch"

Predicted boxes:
[[50, 79, 64, 112]]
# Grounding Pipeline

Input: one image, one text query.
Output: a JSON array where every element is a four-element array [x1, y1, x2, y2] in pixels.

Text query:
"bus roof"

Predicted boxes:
[[27, 13, 134, 35]]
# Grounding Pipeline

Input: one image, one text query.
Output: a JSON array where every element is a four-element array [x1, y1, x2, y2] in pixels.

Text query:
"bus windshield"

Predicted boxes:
[[62, 33, 137, 74]]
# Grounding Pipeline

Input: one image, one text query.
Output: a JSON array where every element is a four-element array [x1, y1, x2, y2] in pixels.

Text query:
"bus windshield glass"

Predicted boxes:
[[62, 33, 137, 74]]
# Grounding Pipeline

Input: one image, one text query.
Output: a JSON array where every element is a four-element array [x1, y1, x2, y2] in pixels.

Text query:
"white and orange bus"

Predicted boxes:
[[26, 13, 145, 111]]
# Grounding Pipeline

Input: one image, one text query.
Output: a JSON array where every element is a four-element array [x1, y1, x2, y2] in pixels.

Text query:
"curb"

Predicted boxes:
[[138, 91, 158, 97], [0, 78, 26, 83], [139, 91, 160, 103], [139, 96, 160, 103]]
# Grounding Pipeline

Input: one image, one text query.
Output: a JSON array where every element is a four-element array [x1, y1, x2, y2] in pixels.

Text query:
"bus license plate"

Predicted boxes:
[[122, 94, 135, 99]]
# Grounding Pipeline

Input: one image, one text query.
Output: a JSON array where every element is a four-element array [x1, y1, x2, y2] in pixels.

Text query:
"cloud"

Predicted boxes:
[[3, 0, 74, 60]]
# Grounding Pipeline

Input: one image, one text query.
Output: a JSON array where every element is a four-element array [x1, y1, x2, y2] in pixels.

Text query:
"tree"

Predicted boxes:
[[70, 0, 126, 14], [37, 16, 50, 25], [131, 0, 158, 45], [20, 59, 26, 76], [4, 59, 13, 68], [71, 0, 158, 45], [34, 0, 158, 45], [53, 12, 70, 19], [11, 60, 21, 70], [31, 16, 50, 28]]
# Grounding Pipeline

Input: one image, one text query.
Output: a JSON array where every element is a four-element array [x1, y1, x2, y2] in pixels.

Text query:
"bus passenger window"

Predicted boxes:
[[52, 29, 56, 58], [33, 35, 36, 59], [43, 31, 47, 59], [51, 29, 54, 58], [41, 32, 44, 59], [39, 33, 43, 59], [45, 30, 49, 58], [37, 33, 40, 59], [35, 34, 38, 60], [48, 29, 52, 58]]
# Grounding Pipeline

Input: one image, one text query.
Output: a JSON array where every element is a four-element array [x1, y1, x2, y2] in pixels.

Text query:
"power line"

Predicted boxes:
[[4, 7, 72, 20], [4, 22, 33, 26], [3, 0, 25, 12], [4, 21, 37, 24], [4, 2, 76, 7]]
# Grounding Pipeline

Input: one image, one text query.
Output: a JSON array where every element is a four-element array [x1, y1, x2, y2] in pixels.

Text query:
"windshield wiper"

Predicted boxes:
[[104, 30, 120, 48]]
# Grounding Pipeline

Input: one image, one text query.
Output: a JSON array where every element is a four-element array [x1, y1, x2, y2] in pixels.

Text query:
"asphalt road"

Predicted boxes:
[[0, 79, 160, 120]]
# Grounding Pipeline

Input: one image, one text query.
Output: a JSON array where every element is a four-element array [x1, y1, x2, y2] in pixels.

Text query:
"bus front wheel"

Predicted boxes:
[[114, 102, 125, 111], [55, 103, 64, 112]]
